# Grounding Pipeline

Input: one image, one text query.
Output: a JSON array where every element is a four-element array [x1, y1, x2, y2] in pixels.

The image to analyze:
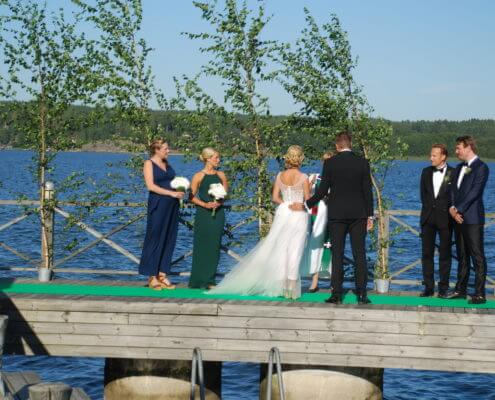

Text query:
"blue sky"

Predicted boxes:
[[141, 0, 495, 121], [16, 1, 495, 120]]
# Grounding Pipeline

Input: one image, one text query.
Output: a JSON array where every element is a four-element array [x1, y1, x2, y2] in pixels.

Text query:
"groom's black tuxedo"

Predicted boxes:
[[306, 151, 373, 296], [307, 151, 373, 219], [419, 165, 454, 294]]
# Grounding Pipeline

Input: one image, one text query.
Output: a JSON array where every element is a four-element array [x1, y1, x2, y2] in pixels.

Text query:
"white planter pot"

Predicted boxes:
[[374, 278, 390, 294], [38, 268, 53, 282]]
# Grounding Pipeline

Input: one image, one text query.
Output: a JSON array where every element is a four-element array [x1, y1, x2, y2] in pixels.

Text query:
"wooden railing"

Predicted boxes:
[[385, 210, 495, 288], [0, 182, 494, 287], [0, 182, 255, 278]]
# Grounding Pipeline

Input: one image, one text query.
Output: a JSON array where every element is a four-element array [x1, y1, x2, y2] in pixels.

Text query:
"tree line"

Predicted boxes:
[[1, 105, 493, 159], [388, 119, 495, 159]]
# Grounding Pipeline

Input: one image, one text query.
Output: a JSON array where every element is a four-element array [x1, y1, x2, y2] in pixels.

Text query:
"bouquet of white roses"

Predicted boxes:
[[171, 176, 190, 207], [208, 183, 227, 216]]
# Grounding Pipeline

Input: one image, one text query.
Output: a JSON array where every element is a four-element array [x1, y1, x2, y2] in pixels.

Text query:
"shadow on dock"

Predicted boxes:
[[0, 279, 49, 356]]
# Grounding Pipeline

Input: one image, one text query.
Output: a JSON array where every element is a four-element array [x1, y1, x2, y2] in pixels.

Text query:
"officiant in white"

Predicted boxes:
[[299, 151, 334, 293]]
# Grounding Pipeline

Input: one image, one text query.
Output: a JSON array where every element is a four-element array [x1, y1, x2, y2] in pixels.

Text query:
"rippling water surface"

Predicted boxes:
[[1, 150, 494, 399]]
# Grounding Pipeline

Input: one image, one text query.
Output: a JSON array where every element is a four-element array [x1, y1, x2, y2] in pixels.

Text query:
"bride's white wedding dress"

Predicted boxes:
[[209, 173, 310, 298]]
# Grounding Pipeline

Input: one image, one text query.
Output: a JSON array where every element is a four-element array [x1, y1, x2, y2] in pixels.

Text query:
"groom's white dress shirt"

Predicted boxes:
[[457, 155, 478, 189]]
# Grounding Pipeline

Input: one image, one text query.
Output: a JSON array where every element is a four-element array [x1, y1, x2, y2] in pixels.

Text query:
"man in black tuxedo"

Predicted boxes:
[[419, 144, 454, 298], [448, 136, 490, 304], [291, 131, 374, 304]]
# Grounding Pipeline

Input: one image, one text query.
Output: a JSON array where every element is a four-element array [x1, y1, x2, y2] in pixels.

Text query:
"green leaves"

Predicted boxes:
[[0, 0, 109, 171], [279, 8, 407, 278], [0, 0, 163, 252], [177, 0, 285, 235], [73, 0, 168, 165], [279, 8, 361, 160]]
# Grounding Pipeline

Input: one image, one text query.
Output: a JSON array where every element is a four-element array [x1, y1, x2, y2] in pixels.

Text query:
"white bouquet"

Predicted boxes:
[[170, 176, 190, 207], [208, 183, 227, 216]]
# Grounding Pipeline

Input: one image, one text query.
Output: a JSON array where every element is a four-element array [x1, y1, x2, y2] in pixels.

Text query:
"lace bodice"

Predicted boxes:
[[277, 172, 307, 204]]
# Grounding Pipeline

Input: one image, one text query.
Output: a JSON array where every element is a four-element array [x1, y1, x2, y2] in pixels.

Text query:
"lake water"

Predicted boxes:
[[1, 150, 494, 399]]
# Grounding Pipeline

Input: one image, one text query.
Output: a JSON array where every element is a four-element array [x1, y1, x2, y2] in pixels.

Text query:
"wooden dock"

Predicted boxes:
[[1, 279, 494, 374]]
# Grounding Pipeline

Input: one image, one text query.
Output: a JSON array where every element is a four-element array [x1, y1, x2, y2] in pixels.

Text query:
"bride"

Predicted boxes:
[[209, 145, 310, 299]]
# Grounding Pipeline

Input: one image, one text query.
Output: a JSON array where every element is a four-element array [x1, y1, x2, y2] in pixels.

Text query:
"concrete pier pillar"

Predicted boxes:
[[104, 358, 221, 400], [260, 364, 383, 400]]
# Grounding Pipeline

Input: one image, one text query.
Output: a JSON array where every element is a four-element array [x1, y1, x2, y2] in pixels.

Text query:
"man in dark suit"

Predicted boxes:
[[449, 136, 489, 304], [419, 144, 454, 298], [291, 131, 374, 304]]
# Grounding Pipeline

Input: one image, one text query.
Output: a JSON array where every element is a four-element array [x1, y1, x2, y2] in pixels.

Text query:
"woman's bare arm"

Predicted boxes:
[[303, 177, 311, 201], [272, 176, 283, 204], [143, 161, 183, 198]]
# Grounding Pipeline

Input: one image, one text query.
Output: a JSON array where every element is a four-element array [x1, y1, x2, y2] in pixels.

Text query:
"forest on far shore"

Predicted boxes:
[[1, 104, 494, 159]]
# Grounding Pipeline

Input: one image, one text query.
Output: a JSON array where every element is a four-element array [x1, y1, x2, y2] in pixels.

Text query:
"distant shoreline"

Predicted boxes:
[[0, 142, 184, 155], [1, 145, 493, 162]]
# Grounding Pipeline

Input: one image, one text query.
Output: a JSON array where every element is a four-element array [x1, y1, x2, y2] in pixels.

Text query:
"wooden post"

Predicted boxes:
[[382, 210, 390, 275], [39, 181, 54, 282]]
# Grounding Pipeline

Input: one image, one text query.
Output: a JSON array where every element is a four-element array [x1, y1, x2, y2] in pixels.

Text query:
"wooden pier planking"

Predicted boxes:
[[2, 283, 495, 374], [7, 322, 495, 349]]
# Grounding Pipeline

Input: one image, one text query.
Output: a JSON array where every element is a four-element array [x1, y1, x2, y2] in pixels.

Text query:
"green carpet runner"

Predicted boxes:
[[1, 281, 493, 309]]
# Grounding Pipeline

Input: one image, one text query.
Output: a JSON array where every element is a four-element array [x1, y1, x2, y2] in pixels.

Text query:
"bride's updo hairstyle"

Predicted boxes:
[[284, 145, 304, 168], [199, 147, 219, 163], [149, 138, 167, 157]]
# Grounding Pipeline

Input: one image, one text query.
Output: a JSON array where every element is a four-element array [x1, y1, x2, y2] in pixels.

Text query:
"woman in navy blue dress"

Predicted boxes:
[[139, 139, 184, 290]]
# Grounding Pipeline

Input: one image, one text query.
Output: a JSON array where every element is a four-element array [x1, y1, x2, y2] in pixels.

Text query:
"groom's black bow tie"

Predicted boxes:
[[461, 162, 469, 167], [434, 167, 445, 173]]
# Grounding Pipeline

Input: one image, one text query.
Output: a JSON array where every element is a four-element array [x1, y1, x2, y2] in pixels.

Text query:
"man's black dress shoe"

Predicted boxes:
[[437, 291, 449, 299], [308, 286, 319, 293], [419, 289, 434, 297], [357, 294, 371, 305], [468, 295, 486, 304], [448, 291, 467, 299], [325, 294, 342, 304]]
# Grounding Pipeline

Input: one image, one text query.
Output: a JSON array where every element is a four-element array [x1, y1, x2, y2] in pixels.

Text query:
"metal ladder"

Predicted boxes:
[[190, 347, 206, 400], [266, 347, 285, 400], [190, 346, 285, 400], [0, 315, 8, 398]]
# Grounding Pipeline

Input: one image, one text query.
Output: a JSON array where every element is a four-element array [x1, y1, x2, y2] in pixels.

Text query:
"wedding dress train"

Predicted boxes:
[[209, 173, 309, 298]]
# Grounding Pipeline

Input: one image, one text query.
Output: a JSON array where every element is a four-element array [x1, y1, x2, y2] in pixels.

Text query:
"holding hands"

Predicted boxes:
[[203, 201, 221, 210], [172, 191, 185, 200], [449, 206, 464, 224], [289, 202, 305, 212]]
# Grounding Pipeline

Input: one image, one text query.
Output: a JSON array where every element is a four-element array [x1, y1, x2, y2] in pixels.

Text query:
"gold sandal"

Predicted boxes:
[[148, 277, 163, 291], [158, 273, 176, 290]]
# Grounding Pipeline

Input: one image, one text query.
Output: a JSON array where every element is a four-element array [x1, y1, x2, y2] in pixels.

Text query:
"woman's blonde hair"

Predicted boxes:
[[284, 145, 304, 168], [149, 138, 167, 157], [199, 147, 219, 163], [322, 150, 335, 161]]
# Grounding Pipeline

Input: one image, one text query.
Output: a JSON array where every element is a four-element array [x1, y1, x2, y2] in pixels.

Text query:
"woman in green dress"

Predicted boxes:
[[189, 147, 228, 289]]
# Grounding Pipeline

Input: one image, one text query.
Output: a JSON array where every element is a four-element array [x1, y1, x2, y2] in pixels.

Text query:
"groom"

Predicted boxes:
[[291, 131, 374, 304], [448, 136, 489, 304]]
